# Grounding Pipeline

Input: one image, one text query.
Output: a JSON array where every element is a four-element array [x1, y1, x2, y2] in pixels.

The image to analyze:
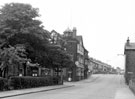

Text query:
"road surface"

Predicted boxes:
[[3, 74, 133, 99]]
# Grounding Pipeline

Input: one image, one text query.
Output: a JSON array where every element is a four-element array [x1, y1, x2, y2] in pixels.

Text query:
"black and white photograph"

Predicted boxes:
[[0, 0, 135, 99]]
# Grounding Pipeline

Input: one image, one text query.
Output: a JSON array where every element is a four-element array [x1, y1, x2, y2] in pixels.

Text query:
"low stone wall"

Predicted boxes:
[[129, 79, 135, 95]]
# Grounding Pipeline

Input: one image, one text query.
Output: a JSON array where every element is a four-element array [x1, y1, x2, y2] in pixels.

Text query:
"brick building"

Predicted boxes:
[[50, 28, 89, 81], [84, 48, 89, 79], [124, 38, 135, 84], [89, 57, 112, 74], [63, 27, 88, 81]]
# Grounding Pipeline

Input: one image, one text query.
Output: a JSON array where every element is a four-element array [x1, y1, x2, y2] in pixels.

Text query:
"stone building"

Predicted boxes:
[[50, 27, 89, 81], [63, 27, 88, 81], [84, 48, 89, 79], [124, 38, 135, 84]]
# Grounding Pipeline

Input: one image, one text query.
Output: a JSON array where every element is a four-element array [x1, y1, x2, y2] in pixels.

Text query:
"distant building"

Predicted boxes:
[[124, 38, 135, 84], [89, 57, 112, 74]]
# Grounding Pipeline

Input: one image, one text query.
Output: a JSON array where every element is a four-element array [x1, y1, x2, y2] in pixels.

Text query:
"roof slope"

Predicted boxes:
[[125, 43, 135, 50]]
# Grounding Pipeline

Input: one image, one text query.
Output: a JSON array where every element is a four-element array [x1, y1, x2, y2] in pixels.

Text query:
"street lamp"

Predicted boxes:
[[117, 54, 127, 75], [117, 54, 125, 56], [117, 54, 126, 69]]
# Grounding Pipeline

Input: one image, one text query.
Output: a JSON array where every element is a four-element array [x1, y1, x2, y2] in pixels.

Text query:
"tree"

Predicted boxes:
[[48, 45, 73, 71], [8, 33, 49, 65], [0, 3, 50, 68], [0, 3, 73, 79], [0, 3, 49, 47], [0, 45, 28, 78]]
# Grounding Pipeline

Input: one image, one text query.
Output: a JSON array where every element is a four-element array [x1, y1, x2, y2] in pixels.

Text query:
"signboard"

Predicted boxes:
[[127, 72, 133, 74]]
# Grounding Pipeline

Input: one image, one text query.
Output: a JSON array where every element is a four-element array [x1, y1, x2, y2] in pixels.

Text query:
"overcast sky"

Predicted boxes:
[[1, 0, 135, 69]]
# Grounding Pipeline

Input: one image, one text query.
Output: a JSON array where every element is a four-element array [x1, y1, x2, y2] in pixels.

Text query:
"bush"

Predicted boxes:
[[53, 76, 63, 85], [0, 77, 8, 91], [9, 76, 61, 89]]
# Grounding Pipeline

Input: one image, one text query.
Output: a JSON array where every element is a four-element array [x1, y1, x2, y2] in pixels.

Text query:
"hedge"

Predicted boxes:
[[9, 76, 61, 89], [0, 77, 8, 91]]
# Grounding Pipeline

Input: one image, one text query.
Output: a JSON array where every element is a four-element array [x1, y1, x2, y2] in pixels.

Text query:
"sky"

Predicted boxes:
[[1, 0, 135, 69]]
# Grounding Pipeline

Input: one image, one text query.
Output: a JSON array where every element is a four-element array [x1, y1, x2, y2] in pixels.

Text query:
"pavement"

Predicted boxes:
[[114, 85, 135, 99], [0, 75, 96, 99], [114, 75, 135, 99], [0, 84, 74, 99]]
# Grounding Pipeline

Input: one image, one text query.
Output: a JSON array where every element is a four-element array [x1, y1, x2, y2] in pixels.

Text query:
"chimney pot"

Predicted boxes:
[[127, 37, 130, 46]]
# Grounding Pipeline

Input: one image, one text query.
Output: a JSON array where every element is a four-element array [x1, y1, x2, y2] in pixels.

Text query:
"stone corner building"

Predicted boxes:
[[124, 37, 135, 84], [50, 27, 90, 81], [63, 27, 88, 81]]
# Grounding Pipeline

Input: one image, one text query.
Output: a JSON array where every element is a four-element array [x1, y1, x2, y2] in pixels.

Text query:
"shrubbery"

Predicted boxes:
[[0, 77, 8, 91], [9, 76, 62, 89]]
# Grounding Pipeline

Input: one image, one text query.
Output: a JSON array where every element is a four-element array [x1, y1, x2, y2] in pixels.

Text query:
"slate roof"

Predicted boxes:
[[75, 35, 89, 52], [125, 43, 135, 50], [75, 36, 84, 45], [76, 36, 82, 41]]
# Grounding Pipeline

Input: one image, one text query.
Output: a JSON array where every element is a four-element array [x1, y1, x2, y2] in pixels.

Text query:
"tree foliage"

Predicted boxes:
[[0, 45, 27, 71], [0, 3, 73, 74], [48, 45, 73, 69], [0, 3, 49, 44], [0, 3, 50, 67]]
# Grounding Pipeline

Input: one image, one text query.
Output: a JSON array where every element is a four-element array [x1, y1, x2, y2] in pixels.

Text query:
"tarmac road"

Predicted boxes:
[[3, 74, 135, 99]]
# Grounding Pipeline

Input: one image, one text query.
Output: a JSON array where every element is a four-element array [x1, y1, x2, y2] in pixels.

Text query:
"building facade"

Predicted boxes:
[[50, 28, 90, 81], [89, 57, 113, 74], [124, 38, 135, 84], [63, 27, 88, 81], [84, 49, 89, 79]]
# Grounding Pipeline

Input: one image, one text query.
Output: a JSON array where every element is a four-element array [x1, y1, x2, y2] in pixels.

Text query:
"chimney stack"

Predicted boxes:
[[127, 37, 130, 46], [72, 27, 77, 38]]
